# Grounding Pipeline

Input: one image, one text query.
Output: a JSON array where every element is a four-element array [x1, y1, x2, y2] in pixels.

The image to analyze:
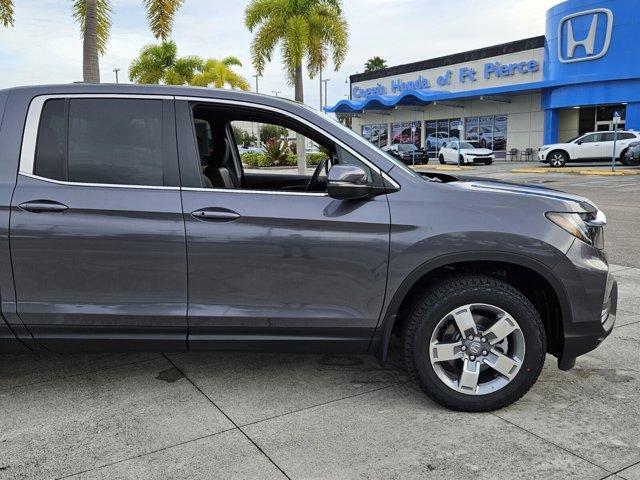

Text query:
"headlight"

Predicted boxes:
[[546, 211, 606, 249], [539, 146, 550, 152]]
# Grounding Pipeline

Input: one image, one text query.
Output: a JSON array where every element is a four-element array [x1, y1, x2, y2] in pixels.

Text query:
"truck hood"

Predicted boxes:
[[419, 171, 598, 213]]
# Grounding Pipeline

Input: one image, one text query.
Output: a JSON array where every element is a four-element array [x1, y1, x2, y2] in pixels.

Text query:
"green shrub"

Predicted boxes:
[[241, 152, 264, 167], [264, 138, 290, 166], [306, 152, 327, 166]]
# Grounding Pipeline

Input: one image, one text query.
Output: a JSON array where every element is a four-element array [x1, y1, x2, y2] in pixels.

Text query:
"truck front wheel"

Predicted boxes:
[[402, 275, 546, 412]]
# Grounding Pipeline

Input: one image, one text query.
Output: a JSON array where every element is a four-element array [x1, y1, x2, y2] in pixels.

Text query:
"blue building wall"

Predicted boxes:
[[543, 0, 640, 143]]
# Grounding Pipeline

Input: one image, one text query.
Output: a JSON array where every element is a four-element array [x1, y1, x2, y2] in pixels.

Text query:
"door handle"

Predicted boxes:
[[19, 200, 69, 213], [191, 208, 240, 222]]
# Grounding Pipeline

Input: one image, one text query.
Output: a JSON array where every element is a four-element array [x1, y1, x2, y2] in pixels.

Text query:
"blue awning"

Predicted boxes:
[[324, 80, 555, 113]]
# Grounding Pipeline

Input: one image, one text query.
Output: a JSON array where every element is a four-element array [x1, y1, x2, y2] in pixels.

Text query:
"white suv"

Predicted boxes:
[[538, 131, 640, 167]]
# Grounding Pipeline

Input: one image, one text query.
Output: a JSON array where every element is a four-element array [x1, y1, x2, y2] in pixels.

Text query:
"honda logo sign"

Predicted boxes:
[[558, 8, 613, 64]]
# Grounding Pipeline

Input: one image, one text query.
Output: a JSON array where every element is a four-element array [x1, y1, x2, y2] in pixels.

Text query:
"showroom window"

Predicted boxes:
[[361, 124, 388, 148], [465, 115, 508, 152], [391, 121, 421, 147], [425, 118, 462, 157]]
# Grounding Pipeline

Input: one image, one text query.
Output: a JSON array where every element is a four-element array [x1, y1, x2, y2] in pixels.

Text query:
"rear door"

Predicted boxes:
[[9, 95, 188, 350]]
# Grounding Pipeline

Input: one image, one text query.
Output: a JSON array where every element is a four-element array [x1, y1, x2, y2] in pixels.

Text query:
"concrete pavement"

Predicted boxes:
[[0, 266, 638, 480]]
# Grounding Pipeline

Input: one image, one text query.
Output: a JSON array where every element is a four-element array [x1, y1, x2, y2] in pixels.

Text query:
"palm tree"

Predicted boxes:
[[245, 0, 348, 173], [72, 0, 184, 83], [0, 0, 14, 27], [129, 43, 250, 90], [191, 57, 251, 90], [129, 41, 200, 85], [365, 56, 387, 72]]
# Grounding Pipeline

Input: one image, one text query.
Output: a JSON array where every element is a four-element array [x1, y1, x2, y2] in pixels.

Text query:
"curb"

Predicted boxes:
[[511, 167, 639, 176], [413, 165, 476, 171]]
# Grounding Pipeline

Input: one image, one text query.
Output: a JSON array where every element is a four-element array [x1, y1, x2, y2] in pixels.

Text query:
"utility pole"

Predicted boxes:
[[321, 78, 331, 112], [253, 74, 260, 93], [319, 68, 323, 112], [113, 68, 120, 84]]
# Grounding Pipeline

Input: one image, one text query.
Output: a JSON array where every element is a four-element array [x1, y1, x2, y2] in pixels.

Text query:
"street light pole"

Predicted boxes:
[[113, 68, 120, 84], [321, 78, 331, 112]]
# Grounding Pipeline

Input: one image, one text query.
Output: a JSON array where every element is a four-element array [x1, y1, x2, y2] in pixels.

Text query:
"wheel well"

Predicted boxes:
[[619, 147, 628, 160], [392, 261, 563, 356], [548, 149, 569, 161]]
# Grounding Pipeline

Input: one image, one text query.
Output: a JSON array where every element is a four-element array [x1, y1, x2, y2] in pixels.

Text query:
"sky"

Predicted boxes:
[[0, 0, 559, 112]]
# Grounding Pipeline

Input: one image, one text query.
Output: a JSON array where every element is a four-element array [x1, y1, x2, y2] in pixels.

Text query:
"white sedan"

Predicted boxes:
[[438, 141, 495, 165]]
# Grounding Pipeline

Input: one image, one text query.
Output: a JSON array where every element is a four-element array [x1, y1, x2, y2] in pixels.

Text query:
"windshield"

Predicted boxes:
[[460, 141, 481, 149], [567, 135, 583, 143], [398, 144, 418, 152], [324, 114, 421, 178]]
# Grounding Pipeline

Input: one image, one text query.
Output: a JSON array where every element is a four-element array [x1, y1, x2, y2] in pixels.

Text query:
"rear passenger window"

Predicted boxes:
[[68, 99, 163, 186], [33, 98, 170, 187], [34, 99, 66, 181]]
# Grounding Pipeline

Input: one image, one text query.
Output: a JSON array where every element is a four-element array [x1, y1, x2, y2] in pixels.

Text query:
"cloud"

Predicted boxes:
[[0, 0, 558, 110]]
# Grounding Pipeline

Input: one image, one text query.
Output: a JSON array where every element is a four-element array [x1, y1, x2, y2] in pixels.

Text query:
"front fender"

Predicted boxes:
[[369, 247, 573, 367]]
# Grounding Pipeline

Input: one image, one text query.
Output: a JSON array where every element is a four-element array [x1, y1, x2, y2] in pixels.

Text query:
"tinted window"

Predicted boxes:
[[34, 99, 66, 181], [619, 133, 637, 140], [599, 133, 615, 142], [67, 99, 164, 186], [580, 134, 599, 143]]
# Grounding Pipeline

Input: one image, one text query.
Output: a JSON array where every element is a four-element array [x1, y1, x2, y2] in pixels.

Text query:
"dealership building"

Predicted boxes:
[[325, 0, 640, 159]]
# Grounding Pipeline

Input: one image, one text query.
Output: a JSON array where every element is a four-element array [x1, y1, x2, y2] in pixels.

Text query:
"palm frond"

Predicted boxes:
[[221, 56, 242, 68], [0, 0, 14, 28], [128, 41, 178, 84], [189, 58, 250, 90], [244, 0, 284, 31], [143, 0, 184, 41], [73, 0, 113, 56], [249, 15, 282, 75], [281, 15, 308, 84]]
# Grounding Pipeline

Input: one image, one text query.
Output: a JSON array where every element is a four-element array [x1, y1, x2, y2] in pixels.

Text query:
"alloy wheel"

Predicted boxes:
[[549, 153, 566, 167], [428, 303, 525, 395]]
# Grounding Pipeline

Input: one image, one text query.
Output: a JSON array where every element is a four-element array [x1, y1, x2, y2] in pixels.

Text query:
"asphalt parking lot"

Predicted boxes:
[[1, 162, 639, 480]]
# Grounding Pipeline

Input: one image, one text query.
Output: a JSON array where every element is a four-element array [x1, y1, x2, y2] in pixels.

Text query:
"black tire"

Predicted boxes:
[[620, 150, 639, 167], [458, 155, 465, 165], [548, 151, 568, 167], [402, 275, 546, 412], [439, 155, 446, 164]]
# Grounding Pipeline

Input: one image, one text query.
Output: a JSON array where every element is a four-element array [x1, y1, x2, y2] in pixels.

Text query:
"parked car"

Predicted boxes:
[[622, 141, 640, 166], [383, 143, 429, 165], [238, 146, 264, 155], [0, 84, 616, 412], [438, 141, 495, 165], [538, 131, 640, 167]]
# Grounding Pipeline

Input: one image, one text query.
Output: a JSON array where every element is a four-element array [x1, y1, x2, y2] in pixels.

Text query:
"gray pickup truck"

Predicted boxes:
[[0, 84, 617, 411]]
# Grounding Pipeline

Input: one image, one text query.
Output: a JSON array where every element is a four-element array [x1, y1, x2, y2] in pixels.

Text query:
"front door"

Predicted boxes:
[[176, 100, 391, 351], [9, 96, 188, 350], [574, 133, 602, 160]]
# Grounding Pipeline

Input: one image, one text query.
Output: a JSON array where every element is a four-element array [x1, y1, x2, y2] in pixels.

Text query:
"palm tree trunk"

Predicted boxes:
[[294, 65, 305, 175], [83, 0, 100, 83]]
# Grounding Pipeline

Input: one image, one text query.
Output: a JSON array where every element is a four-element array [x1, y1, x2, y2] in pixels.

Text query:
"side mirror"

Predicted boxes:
[[576, 140, 583, 145], [327, 165, 385, 200]]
